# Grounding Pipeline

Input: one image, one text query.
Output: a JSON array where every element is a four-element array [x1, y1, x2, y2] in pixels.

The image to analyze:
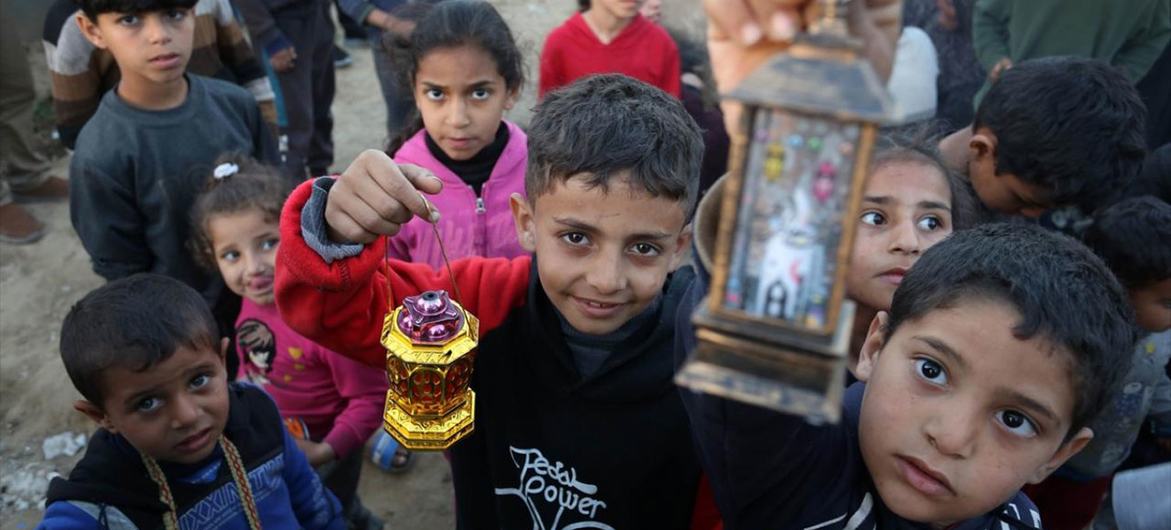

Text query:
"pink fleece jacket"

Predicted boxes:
[[389, 120, 529, 268], [235, 299, 387, 459]]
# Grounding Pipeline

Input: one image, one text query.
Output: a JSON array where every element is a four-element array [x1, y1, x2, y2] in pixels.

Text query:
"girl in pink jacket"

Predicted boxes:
[[383, 0, 528, 267]]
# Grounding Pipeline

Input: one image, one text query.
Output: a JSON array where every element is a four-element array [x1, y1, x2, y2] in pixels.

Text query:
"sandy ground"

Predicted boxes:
[[0, 1, 705, 528]]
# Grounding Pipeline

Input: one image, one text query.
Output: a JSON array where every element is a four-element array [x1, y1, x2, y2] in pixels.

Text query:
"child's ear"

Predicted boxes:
[[968, 130, 997, 163], [854, 311, 889, 382], [504, 86, 519, 111], [75, 13, 108, 49], [1027, 427, 1093, 484], [74, 400, 115, 432], [509, 193, 536, 252], [669, 223, 693, 270]]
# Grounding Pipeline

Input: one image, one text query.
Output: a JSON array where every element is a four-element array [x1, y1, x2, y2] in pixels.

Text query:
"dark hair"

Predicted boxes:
[[886, 223, 1138, 437], [384, 0, 524, 155], [974, 57, 1147, 211], [1083, 195, 1171, 289], [60, 274, 220, 405], [526, 74, 703, 220], [189, 154, 291, 270], [870, 125, 976, 230], [73, 0, 197, 20]]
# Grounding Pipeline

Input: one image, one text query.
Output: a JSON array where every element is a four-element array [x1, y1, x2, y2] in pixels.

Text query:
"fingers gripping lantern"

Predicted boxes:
[[381, 290, 479, 450]]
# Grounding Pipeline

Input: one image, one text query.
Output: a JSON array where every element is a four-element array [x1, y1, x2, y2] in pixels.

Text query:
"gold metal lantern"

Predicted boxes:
[[675, 0, 894, 423], [381, 290, 479, 450]]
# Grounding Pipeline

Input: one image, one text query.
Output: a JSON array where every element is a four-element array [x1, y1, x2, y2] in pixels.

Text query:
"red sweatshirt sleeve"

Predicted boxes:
[[663, 39, 683, 99], [275, 179, 532, 369], [320, 344, 389, 459], [538, 31, 565, 99]]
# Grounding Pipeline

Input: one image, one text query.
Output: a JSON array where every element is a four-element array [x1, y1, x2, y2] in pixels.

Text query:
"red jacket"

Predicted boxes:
[[539, 12, 682, 99]]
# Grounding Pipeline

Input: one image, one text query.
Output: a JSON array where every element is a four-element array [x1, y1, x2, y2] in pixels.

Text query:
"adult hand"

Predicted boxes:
[[294, 439, 337, 467], [324, 150, 443, 244], [703, 0, 898, 130], [269, 46, 297, 73]]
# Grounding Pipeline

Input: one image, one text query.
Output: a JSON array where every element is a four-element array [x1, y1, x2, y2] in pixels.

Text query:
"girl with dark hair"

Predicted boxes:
[[382, 0, 529, 269], [190, 154, 394, 529]]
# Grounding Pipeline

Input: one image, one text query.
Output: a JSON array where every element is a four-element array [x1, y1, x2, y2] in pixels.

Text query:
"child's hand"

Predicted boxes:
[[270, 46, 297, 73], [294, 439, 336, 467], [324, 149, 443, 244]]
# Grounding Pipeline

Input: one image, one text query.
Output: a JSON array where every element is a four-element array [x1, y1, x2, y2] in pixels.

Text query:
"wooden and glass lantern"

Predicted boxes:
[[381, 290, 479, 450], [675, 0, 894, 423]]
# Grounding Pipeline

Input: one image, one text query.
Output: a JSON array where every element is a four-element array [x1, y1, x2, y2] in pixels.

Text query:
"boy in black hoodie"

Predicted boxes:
[[275, 74, 707, 529]]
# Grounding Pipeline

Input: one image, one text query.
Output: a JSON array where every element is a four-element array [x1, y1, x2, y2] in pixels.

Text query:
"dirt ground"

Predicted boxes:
[[0, 1, 705, 528]]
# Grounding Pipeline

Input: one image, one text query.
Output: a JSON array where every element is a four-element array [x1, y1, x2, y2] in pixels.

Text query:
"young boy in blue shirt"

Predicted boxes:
[[39, 274, 344, 529]]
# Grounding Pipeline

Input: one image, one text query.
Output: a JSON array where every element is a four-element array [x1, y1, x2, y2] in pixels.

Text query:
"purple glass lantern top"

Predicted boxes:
[[397, 290, 465, 344]]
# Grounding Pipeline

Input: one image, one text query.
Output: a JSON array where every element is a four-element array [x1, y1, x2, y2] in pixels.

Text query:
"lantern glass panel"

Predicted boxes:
[[722, 107, 861, 330]]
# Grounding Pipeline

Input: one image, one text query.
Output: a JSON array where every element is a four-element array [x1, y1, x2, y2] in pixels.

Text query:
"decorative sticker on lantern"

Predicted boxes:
[[495, 446, 613, 530], [723, 109, 861, 329]]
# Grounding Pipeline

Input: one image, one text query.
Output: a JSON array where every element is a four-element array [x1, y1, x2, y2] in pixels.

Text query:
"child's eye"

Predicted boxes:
[[165, 9, 186, 21], [860, 211, 886, 226], [917, 215, 944, 231], [629, 242, 661, 257], [117, 14, 140, 25], [219, 250, 240, 262], [260, 238, 279, 251], [424, 88, 444, 101], [190, 373, 211, 390], [560, 232, 589, 247], [471, 88, 491, 100], [913, 358, 948, 385], [996, 410, 1038, 438], [136, 397, 161, 413]]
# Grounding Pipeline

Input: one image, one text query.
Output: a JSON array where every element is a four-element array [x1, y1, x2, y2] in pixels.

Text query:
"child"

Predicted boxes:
[[1022, 195, 1171, 530], [233, 0, 336, 178], [676, 220, 1138, 528], [276, 74, 707, 529], [937, 56, 1148, 218], [845, 131, 971, 368], [539, 0, 681, 99], [40, 274, 345, 529], [42, 0, 277, 149], [68, 0, 279, 345], [383, 0, 528, 268], [189, 155, 391, 527]]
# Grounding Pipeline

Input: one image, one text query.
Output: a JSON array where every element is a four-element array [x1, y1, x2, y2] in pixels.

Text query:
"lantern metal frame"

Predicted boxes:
[[676, 0, 894, 423]]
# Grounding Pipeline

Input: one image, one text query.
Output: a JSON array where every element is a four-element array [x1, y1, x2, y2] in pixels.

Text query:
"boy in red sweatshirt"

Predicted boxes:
[[539, 0, 681, 98]]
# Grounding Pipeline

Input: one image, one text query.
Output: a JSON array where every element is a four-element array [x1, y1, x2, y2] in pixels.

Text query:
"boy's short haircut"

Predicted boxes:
[[974, 57, 1147, 210], [525, 74, 703, 221], [60, 274, 220, 405], [1083, 195, 1171, 289], [886, 223, 1138, 436], [73, 0, 197, 20]]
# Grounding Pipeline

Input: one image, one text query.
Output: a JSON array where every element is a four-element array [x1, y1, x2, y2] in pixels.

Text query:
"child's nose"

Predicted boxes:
[[888, 221, 922, 255], [144, 17, 173, 45], [923, 404, 978, 459], [586, 252, 628, 294], [446, 98, 471, 127], [170, 396, 201, 428]]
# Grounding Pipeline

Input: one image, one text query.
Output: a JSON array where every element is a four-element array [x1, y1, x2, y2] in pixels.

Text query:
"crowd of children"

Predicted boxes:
[[1, 0, 1164, 528]]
